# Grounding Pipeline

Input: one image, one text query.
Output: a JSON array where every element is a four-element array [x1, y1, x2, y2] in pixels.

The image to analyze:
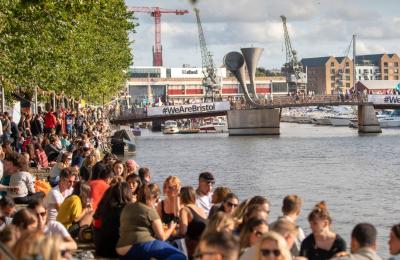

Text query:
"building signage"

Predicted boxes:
[[368, 95, 400, 104], [147, 101, 231, 116]]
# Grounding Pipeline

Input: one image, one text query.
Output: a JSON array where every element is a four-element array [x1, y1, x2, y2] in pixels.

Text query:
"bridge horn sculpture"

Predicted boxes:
[[223, 47, 270, 108]]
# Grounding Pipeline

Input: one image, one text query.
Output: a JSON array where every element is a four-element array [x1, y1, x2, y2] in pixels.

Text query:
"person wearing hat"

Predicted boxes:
[[195, 172, 215, 217]]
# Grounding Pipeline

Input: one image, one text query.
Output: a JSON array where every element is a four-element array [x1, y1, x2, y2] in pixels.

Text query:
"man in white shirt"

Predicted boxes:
[[45, 167, 76, 220], [195, 172, 215, 217]]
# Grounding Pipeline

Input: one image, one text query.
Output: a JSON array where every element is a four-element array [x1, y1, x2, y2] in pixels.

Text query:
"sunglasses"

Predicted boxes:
[[260, 249, 281, 257], [37, 211, 46, 217], [226, 201, 238, 208]]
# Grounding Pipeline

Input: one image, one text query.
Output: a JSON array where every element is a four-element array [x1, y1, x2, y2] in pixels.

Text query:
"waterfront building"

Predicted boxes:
[[301, 56, 354, 95], [126, 66, 287, 106], [301, 53, 400, 95], [356, 80, 400, 94]]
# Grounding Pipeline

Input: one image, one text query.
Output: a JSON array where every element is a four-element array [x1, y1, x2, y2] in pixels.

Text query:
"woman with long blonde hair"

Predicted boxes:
[[256, 231, 292, 260]]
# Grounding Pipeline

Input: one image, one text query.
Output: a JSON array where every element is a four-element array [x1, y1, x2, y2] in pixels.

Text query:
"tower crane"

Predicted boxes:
[[280, 15, 307, 94], [128, 7, 189, 66], [194, 8, 219, 101]]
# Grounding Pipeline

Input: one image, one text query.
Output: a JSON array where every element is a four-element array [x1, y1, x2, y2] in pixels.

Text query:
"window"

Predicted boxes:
[[346, 76, 350, 80], [346, 62, 349, 67], [359, 76, 361, 80], [395, 62, 399, 67], [384, 62, 388, 67], [384, 69, 388, 73], [345, 68, 350, 73], [395, 76, 399, 80], [346, 83, 350, 88], [384, 76, 388, 80], [331, 76, 335, 81], [358, 69, 361, 74], [370, 76, 373, 80], [370, 69, 373, 74], [331, 62, 335, 67], [331, 83, 335, 88], [395, 69, 399, 73], [330, 69, 335, 74]]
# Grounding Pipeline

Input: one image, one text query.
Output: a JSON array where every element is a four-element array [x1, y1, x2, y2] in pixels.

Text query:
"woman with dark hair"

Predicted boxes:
[[300, 201, 346, 260], [389, 224, 400, 260], [93, 182, 132, 258], [126, 174, 141, 202], [220, 193, 239, 215], [239, 217, 269, 254], [11, 208, 38, 232], [116, 183, 185, 259], [56, 181, 93, 238]]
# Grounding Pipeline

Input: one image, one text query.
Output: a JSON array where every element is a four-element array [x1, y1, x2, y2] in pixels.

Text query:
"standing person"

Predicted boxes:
[[0, 146, 4, 181], [30, 114, 43, 137], [157, 176, 181, 225], [276, 194, 305, 256], [300, 201, 346, 260], [195, 172, 215, 217], [65, 111, 74, 138], [44, 108, 57, 135], [116, 183, 185, 260], [389, 224, 400, 260], [332, 223, 381, 260], [2, 112, 11, 142]]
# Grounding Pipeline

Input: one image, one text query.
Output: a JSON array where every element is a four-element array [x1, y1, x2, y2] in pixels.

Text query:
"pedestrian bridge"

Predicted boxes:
[[110, 94, 400, 134]]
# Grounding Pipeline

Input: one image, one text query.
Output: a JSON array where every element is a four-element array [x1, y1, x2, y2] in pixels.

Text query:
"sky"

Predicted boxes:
[[124, 0, 400, 69]]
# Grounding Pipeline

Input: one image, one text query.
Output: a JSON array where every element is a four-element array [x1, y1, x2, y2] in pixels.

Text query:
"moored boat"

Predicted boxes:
[[163, 120, 180, 134], [199, 120, 228, 133]]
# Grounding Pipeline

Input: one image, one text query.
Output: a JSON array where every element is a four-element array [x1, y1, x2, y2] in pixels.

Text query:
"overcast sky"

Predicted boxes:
[[124, 0, 400, 69]]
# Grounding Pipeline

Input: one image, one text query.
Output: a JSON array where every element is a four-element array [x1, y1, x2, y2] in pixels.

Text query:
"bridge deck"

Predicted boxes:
[[110, 95, 371, 124]]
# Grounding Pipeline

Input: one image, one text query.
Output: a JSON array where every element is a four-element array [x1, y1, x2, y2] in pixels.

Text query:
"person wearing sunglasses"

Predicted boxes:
[[195, 231, 239, 260], [256, 231, 292, 260], [196, 172, 215, 217], [239, 218, 269, 255], [221, 193, 239, 215], [27, 200, 77, 251]]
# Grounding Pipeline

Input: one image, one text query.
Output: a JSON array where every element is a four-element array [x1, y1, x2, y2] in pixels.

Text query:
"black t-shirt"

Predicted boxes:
[[300, 233, 347, 260]]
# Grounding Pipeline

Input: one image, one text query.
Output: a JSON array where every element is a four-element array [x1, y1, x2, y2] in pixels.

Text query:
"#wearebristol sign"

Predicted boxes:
[[368, 95, 400, 104], [147, 101, 231, 116]]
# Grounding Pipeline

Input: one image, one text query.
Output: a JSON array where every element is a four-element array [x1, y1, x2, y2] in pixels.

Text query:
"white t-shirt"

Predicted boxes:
[[44, 220, 71, 238], [45, 186, 73, 220], [195, 191, 213, 217], [8, 171, 35, 198]]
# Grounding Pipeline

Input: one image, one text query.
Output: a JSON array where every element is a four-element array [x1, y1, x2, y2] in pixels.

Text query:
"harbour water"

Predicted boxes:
[[131, 123, 400, 258]]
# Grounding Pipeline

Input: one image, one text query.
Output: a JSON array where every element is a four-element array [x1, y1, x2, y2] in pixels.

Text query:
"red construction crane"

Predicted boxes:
[[128, 7, 189, 66]]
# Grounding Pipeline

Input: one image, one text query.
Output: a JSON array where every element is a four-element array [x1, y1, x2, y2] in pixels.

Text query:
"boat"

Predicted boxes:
[[328, 116, 354, 126], [163, 120, 180, 134], [312, 117, 332, 126], [132, 127, 141, 136], [199, 119, 228, 133], [179, 128, 200, 134], [378, 116, 400, 128]]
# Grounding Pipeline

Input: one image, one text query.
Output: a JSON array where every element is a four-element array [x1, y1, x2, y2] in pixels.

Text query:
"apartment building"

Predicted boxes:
[[301, 56, 353, 95], [301, 53, 400, 94]]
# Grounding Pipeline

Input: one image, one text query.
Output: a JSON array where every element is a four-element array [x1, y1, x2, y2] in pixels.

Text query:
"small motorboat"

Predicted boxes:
[[199, 119, 228, 133], [163, 120, 180, 134]]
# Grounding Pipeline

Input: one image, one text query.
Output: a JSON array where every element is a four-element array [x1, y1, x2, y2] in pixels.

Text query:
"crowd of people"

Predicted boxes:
[[0, 106, 400, 260]]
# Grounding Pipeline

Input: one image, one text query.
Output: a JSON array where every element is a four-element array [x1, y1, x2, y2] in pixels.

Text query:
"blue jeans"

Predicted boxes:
[[120, 240, 186, 260]]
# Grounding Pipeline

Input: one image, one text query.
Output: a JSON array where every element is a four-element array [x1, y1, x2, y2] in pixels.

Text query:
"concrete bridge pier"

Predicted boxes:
[[227, 109, 280, 135], [358, 104, 381, 133]]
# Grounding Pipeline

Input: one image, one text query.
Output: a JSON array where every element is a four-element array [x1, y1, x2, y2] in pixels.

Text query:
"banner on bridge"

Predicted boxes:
[[147, 101, 231, 116], [368, 95, 400, 104]]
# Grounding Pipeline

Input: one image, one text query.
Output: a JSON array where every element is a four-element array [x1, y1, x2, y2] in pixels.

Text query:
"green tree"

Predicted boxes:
[[0, 0, 136, 104]]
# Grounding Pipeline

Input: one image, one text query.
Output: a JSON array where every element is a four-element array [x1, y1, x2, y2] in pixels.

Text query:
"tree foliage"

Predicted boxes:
[[0, 0, 136, 104]]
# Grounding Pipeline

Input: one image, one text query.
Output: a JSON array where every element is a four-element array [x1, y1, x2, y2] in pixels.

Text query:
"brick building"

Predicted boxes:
[[301, 53, 400, 94]]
